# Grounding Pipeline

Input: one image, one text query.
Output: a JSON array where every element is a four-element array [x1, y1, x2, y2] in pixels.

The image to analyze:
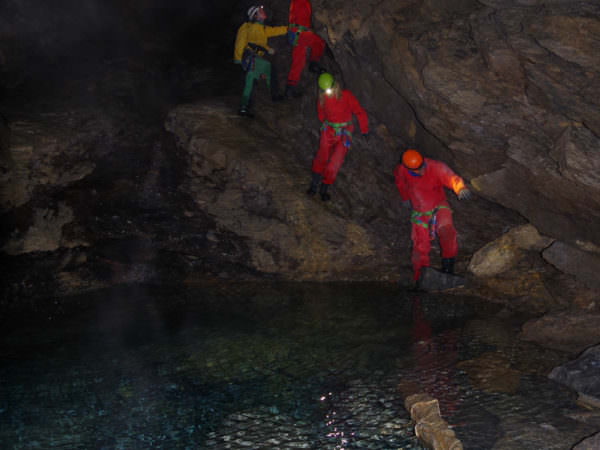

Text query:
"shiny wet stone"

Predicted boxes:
[[0, 283, 595, 449]]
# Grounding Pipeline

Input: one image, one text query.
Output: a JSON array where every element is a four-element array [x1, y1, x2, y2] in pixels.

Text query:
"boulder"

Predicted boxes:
[[549, 344, 600, 409], [520, 313, 600, 353], [543, 241, 600, 290], [468, 224, 553, 277], [404, 393, 463, 450]]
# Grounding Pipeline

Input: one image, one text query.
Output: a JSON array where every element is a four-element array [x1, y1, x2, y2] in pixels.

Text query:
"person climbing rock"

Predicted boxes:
[[307, 73, 369, 201], [285, 0, 326, 99], [233, 5, 287, 117], [393, 149, 471, 285]]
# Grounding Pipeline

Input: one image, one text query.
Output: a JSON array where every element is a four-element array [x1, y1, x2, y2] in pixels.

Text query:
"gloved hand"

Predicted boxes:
[[267, 47, 275, 55], [402, 200, 411, 208], [362, 132, 370, 140], [458, 188, 472, 200]]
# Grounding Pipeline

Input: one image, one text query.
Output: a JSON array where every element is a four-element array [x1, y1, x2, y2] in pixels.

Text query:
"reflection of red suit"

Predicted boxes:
[[394, 159, 466, 281], [411, 297, 459, 416], [312, 91, 368, 185], [287, 0, 325, 86]]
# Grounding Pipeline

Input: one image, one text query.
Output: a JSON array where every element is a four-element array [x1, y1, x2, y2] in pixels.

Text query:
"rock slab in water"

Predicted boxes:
[[548, 344, 600, 407], [419, 267, 465, 291], [404, 393, 463, 450], [521, 313, 600, 353]]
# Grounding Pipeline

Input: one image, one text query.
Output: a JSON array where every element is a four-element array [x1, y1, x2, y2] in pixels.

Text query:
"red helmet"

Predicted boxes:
[[402, 149, 423, 170]]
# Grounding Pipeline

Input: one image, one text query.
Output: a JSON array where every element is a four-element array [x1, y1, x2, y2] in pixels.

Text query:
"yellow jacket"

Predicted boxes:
[[233, 22, 287, 62]]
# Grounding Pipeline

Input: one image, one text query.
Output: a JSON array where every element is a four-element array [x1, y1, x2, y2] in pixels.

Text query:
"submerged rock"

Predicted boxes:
[[457, 352, 521, 394], [549, 344, 600, 409], [418, 267, 465, 292], [520, 313, 600, 354], [404, 393, 463, 450]]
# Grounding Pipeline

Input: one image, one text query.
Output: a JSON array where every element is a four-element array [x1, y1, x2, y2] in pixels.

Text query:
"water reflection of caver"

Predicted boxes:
[[410, 296, 460, 417]]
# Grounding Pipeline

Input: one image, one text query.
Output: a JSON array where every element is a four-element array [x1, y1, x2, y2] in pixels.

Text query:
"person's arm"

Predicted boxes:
[[288, 0, 297, 25], [393, 164, 410, 201], [433, 160, 469, 197], [317, 98, 325, 123], [265, 25, 288, 38], [233, 24, 248, 63], [347, 92, 369, 134]]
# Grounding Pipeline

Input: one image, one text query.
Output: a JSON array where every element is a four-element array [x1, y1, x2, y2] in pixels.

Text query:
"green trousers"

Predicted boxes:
[[240, 57, 271, 108]]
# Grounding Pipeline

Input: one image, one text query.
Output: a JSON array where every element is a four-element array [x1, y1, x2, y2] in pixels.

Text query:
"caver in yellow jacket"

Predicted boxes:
[[233, 22, 287, 63]]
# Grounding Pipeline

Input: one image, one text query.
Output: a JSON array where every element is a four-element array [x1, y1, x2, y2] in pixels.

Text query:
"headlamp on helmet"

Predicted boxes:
[[318, 72, 334, 93], [247, 5, 264, 20]]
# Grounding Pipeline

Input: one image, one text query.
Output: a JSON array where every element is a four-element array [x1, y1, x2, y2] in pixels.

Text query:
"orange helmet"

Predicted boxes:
[[402, 149, 423, 170]]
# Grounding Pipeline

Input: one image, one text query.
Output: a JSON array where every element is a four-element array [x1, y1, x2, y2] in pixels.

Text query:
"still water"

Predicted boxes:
[[0, 283, 595, 449]]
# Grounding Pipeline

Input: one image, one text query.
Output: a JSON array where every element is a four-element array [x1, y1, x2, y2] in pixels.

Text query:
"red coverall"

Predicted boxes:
[[393, 159, 466, 281], [312, 90, 368, 185], [287, 0, 325, 86]]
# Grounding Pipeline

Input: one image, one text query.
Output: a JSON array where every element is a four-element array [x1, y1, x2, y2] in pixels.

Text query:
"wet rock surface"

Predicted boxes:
[[549, 345, 600, 409], [520, 312, 600, 354]]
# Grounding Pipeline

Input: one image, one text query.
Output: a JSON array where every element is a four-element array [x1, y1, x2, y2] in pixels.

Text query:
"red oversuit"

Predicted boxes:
[[287, 0, 325, 86], [312, 90, 368, 185], [394, 159, 467, 281]]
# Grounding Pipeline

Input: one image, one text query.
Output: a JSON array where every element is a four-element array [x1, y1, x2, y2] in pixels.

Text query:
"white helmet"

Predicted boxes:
[[247, 5, 261, 20]]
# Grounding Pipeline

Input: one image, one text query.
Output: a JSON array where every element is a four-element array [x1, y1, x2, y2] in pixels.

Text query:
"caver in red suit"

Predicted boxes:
[[307, 76, 369, 201], [394, 150, 471, 281], [286, 0, 325, 88]]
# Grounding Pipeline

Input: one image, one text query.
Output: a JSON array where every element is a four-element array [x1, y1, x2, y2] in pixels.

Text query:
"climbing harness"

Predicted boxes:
[[321, 120, 353, 148], [287, 24, 309, 46], [410, 205, 450, 239], [241, 43, 269, 71]]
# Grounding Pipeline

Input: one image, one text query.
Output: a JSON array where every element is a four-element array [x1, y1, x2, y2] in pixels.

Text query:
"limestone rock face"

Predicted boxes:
[[164, 100, 400, 281], [0, 110, 116, 211], [311, 0, 600, 251], [573, 431, 600, 450], [1, 0, 600, 310], [542, 241, 600, 290]]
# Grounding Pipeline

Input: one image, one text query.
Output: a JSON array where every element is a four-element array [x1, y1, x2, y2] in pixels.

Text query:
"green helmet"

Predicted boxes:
[[318, 72, 334, 91]]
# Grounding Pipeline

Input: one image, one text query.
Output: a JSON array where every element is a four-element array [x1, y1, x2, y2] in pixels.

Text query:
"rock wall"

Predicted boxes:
[[310, 0, 600, 253], [1, 0, 600, 311]]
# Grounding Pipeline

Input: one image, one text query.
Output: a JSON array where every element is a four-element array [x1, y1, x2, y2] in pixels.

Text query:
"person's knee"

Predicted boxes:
[[437, 224, 456, 240]]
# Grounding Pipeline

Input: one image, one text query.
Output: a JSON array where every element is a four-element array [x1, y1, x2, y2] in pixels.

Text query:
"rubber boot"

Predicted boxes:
[[441, 257, 455, 274], [307, 172, 321, 196], [238, 105, 254, 119], [238, 105, 254, 118], [285, 84, 302, 99], [319, 183, 331, 201]]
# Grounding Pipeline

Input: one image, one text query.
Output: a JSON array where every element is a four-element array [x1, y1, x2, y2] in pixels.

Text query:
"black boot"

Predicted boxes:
[[307, 172, 321, 196], [441, 257, 455, 274], [238, 105, 254, 118], [319, 183, 331, 201], [285, 84, 302, 98], [308, 61, 325, 74]]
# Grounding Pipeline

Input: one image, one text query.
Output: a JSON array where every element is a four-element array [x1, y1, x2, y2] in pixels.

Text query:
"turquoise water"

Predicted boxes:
[[0, 283, 595, 449]]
